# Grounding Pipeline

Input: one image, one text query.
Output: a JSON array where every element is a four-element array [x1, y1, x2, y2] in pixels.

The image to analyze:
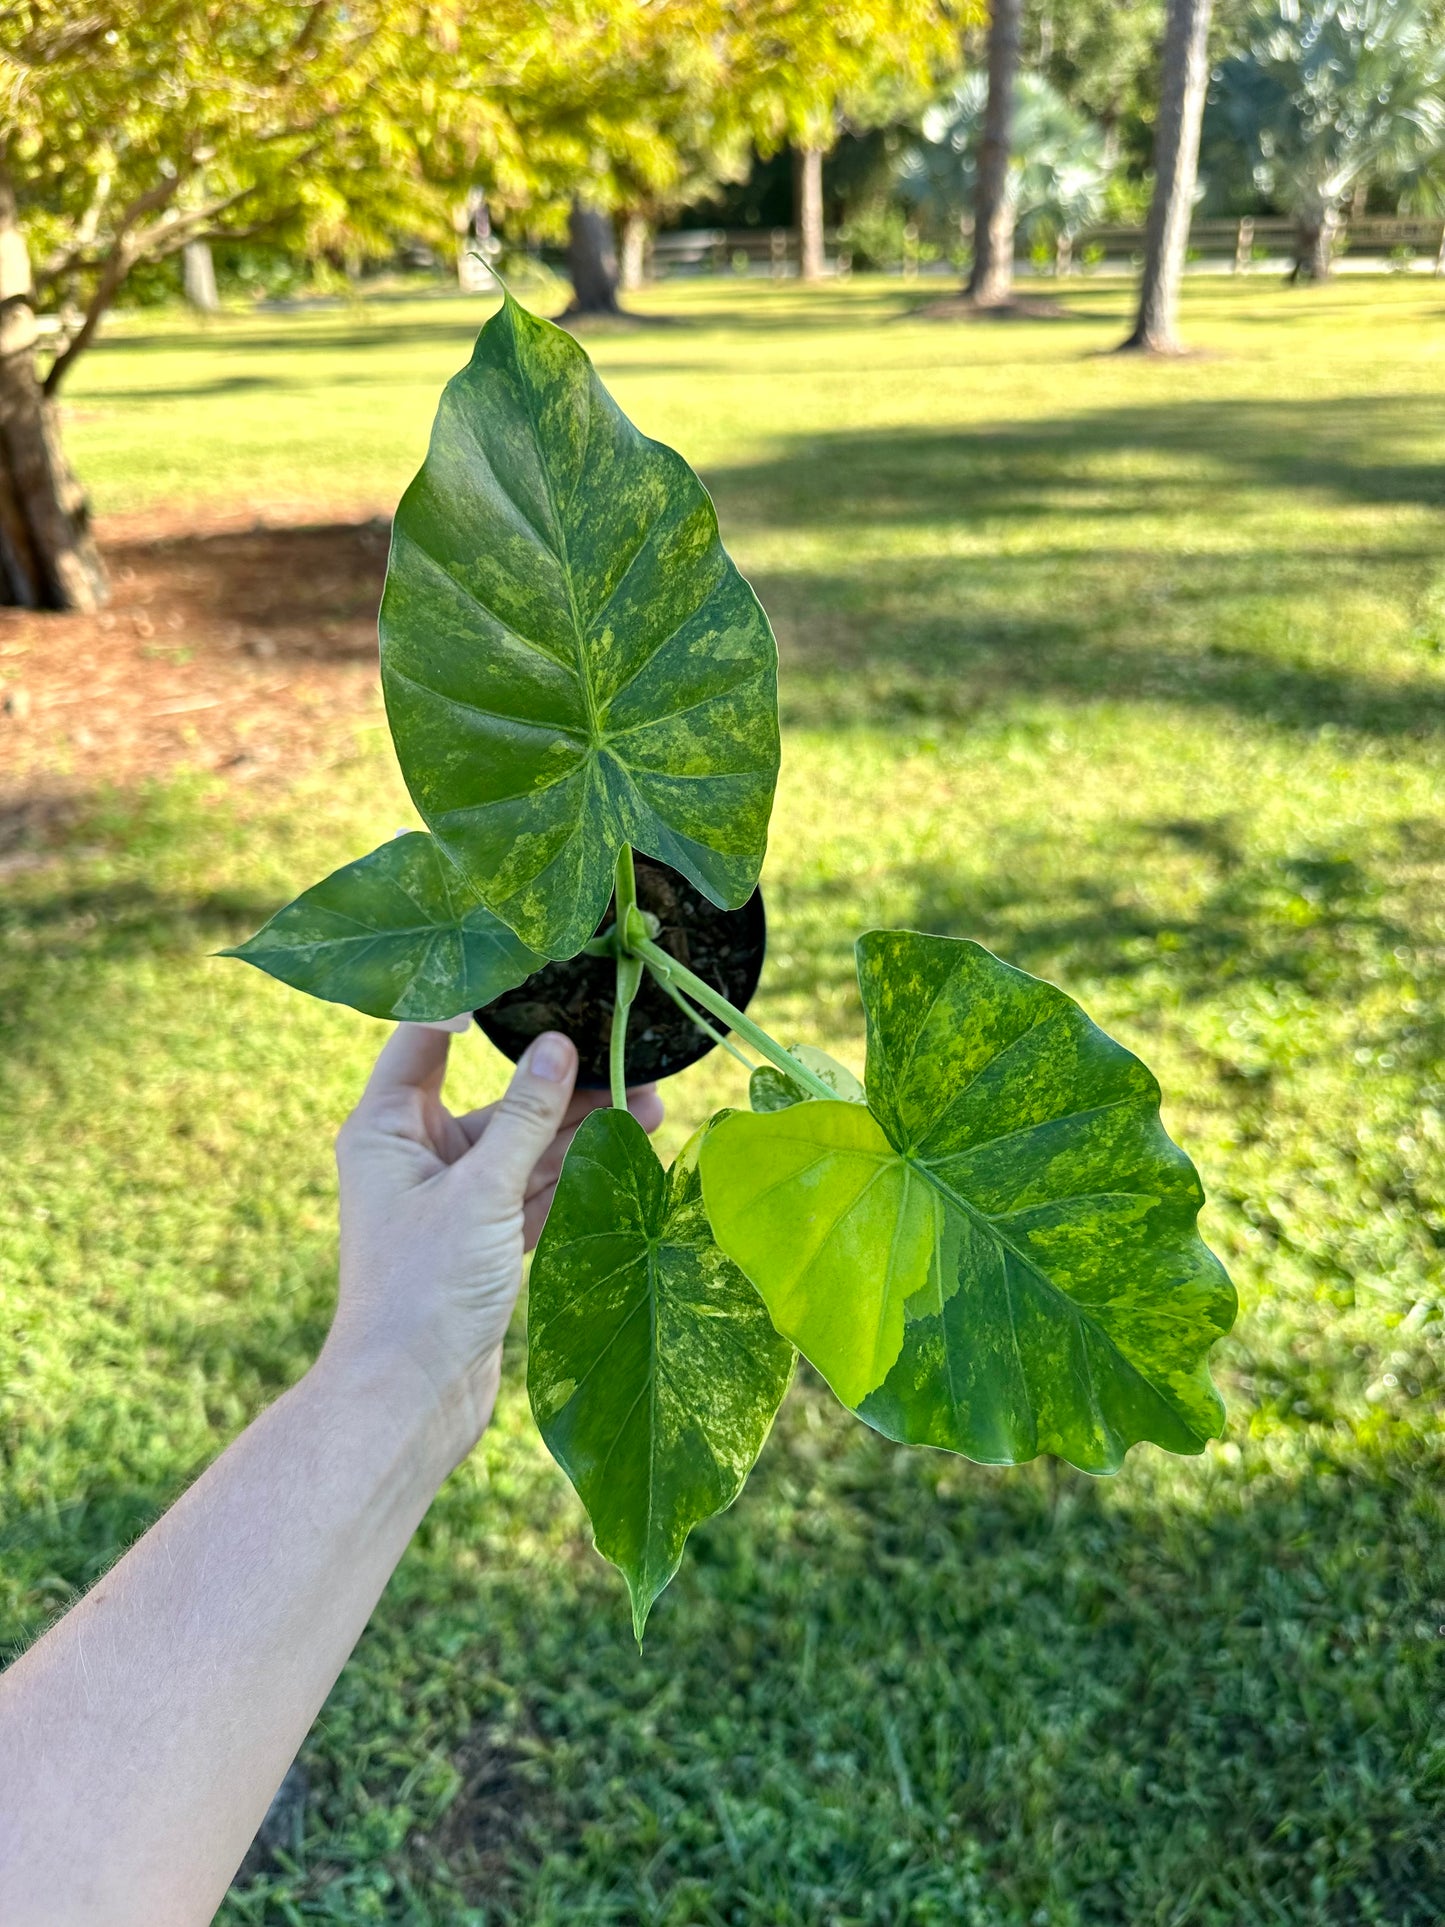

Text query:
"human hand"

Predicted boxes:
[[324, 1025, 663, 1471]]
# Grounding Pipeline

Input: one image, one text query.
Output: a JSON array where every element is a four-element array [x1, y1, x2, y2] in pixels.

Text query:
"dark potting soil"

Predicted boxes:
[[475, 855, 766, 1086]]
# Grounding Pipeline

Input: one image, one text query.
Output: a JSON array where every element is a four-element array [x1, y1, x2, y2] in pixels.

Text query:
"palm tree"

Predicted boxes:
[[898, 72, 1114, 253], [1119, 0, 1214, 352], [1207, 0, 1445, 280]]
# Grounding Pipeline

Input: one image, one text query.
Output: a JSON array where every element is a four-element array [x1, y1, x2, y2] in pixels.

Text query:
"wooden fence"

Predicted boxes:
[[650, 214, 1445, 279]]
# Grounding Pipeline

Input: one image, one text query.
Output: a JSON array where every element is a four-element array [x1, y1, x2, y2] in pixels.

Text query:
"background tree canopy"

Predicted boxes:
[[897, 70, 1114, 243], [1203, 0, 1445, 275]]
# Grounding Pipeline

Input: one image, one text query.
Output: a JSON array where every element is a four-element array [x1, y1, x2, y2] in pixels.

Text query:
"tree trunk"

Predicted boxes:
[[1118, 0, 1214, 352], [455, 188, 495, 293], [795, 147, 825, 283], [0, 166, 107, 611], [566, 200, 622, 315], [182, 240, 219, 313], [619, 212, 649, 293], [968, 0, 1023, 306], [1291, 203, 1337, 282]]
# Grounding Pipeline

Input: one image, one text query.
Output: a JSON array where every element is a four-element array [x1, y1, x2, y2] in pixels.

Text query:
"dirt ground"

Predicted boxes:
[[0, 511, 395, 860]]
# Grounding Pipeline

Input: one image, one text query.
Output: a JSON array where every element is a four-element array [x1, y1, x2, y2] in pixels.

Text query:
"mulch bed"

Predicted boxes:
[[0, 509, 395, 860]]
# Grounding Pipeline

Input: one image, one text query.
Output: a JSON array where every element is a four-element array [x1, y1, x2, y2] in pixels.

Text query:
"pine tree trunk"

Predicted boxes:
[[619, 212, 649, 292], [968, 0, 1023, 306], [1119, 0, 1214, 352], [796, 147, 826, 283], [566, 200, 622, 315], [0, 166, 107, 611], [182, 240, 219, 313]]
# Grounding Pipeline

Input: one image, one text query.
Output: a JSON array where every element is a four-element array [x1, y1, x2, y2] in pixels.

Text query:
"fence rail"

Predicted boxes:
[[649, 216, 1445, 279]]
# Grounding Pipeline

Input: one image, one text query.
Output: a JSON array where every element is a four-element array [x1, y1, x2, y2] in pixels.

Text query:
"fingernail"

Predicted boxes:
[[527, 1032, 573, 1082]]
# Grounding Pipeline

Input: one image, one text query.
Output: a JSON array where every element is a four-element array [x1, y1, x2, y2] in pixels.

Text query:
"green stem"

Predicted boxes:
[[634, 935, 837, 1103], [652, 971, 757, 1072], [610, 846, 642, 1109]]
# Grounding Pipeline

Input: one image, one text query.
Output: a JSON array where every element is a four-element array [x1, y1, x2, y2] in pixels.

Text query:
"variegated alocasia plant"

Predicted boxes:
[[229, 291, 1236, 1639]]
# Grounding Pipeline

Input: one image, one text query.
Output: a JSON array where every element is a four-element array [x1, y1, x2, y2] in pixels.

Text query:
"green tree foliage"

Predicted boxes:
[[3, 0, 544, 391], [1024, 0, 1163, 174], [0, 0, 549, 608], [722, 0, 968, 280], [723, 0, 967, 154], [897, 70, 1114, 242], [1205, 0, 1445, 276], [476, 2, 750, 239]]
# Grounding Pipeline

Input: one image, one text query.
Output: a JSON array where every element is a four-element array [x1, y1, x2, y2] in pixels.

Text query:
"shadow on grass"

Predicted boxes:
[[701, 395, 1445, 736], [707, 394, 1445, 523], [0, 870, 280, 1045], [222, 1361, 1445, 1925], [898, 816, 1445, 1009], [7, 1328, 1440, 1924], [2, 804, 1441, 1922], [68, 389, 1444, 735], [759, 554, 1445, 736]]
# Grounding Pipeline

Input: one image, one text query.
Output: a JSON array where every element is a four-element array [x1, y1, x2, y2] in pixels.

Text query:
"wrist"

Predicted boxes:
[[308, 1336, 497, 1491]]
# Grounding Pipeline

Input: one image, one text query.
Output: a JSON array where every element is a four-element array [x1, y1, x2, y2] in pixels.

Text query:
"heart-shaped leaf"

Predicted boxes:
[[750, 1043, 866, 1113], [224, 831, 541, 1021], [701, 931, 1236, 1473], [528, 1108, 795, 1638], [379, 292, 780, 959]]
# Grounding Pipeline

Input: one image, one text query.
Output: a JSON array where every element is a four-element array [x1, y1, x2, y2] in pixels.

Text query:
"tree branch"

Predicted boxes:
[[40, 168, 189, 396], [127, 183, 267, 262], [42, 231, 135, 396], [36, 166, 113, 290]]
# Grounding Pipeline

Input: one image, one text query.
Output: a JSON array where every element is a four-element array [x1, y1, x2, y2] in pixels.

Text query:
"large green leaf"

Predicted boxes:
[[527, 1108, 795, 1638], [379, 291, 780, 959], [701, 931, 1236, 1473], [224, 831, 541, 1021]]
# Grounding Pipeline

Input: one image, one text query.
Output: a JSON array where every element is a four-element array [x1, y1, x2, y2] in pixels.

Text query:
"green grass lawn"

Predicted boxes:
[[5, 273, 1445, 1924]]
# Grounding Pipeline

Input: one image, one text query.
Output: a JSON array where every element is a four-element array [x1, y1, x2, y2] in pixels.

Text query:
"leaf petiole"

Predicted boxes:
[[633, 934, 838, 1103], [651, 970, 758, 1072], [610, 846, 643, 1108]]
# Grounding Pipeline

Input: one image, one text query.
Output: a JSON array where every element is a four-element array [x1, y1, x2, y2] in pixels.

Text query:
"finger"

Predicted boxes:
[[456, 1080, 599, 1151], [523, 1082, 663, 1187], [462, 1031, 578, 1200], [518, 1088, 626, 1187], [412, 1012, 473, 1035], [522, 1119, 585, 1198], [627, 1085, 665, 1136], [358, 1023, 451, 1108]]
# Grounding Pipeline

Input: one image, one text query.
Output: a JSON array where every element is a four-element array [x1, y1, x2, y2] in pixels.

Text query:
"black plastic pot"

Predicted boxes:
[[475, 854, 766, 1087]]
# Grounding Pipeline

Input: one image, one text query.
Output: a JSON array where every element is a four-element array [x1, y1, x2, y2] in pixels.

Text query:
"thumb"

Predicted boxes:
[[470, 1031, 579, 1202]]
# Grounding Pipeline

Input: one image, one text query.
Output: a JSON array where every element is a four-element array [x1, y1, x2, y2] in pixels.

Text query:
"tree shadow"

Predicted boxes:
[[97, 517, 391, 663], [705, 394, 1444, 527], [898, 817, 1434, 1005], [0, 868, 281, 1042], [758, 811, 1445, 1141], [692, 398, 1444, 736], [755, 551, 1445, 736], [221, 1356, 1445, 1923]]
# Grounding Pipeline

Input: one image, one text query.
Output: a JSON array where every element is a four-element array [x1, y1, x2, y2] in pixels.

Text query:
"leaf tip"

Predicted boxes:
[[628, 1579, 658, 1648]]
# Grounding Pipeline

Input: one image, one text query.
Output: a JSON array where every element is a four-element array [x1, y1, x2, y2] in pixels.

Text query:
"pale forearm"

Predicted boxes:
[[0, 1027, 635, 1922], [0, 1351, 452, 1927]]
